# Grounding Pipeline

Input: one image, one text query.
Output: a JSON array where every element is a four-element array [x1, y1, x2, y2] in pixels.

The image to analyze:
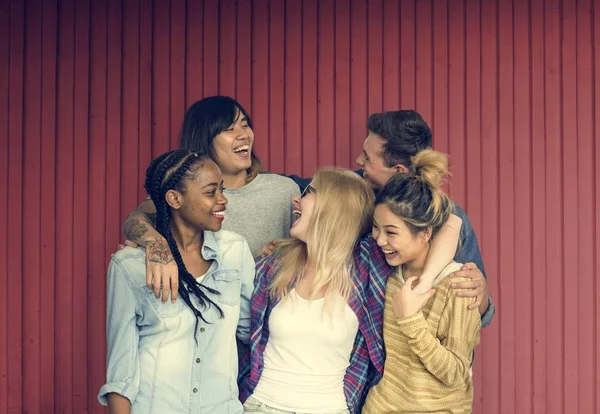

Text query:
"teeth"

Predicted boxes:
[[233, 145, 249, 153], [382, 249, 395, 254], [293, 210, 302, 217], [212, 211, 225, 217]]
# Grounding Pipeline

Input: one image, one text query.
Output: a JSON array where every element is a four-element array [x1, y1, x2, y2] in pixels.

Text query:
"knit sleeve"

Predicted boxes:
[[396, 277, 481, 388]]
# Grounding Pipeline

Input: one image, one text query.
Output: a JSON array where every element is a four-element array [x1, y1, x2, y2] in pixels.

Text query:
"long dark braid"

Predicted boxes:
[[144, 149, 224, 338]]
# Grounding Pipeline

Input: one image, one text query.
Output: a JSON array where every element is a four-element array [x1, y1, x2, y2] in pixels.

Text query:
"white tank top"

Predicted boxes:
[[251, 289, 359, 413]]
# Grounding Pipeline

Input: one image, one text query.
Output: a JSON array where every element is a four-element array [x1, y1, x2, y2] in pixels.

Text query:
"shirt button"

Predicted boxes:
[[193, 388, 198, 393], [196, 358, 201, 363], [200, 327, 205, 332]]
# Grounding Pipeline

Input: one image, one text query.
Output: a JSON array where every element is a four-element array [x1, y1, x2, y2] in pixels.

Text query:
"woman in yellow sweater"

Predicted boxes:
[[363, 149, 481, 414]]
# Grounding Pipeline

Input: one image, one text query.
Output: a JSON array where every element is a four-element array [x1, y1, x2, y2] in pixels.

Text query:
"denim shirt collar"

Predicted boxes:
[[201, 231, 221, 265]]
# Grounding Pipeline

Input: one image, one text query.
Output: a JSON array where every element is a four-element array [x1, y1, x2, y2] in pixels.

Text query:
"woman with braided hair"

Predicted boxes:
[[99, 149, 255, 414]]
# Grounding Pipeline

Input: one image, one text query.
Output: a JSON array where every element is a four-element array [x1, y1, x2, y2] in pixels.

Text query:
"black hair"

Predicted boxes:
[[375, 149, 453, 241], [366, 110, 433, 168], [179, 95, 263, 181], [144, 149, 224, 338]]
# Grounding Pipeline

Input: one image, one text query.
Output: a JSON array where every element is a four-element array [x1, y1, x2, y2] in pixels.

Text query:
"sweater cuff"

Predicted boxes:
[[396, 311, 429, 338]]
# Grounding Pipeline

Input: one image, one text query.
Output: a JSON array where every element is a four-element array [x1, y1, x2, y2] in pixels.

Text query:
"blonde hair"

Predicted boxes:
[[376, 149, 454, 239], [269, 168, 375, 305]]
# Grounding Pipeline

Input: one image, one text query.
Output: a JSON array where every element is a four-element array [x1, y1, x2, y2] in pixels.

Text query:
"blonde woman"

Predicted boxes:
[[239, 169, 377, 414], [363, 149, 481, 413]]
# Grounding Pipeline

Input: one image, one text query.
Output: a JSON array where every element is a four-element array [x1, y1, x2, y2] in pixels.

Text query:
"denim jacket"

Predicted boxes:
[[98, 230, 255, 413]]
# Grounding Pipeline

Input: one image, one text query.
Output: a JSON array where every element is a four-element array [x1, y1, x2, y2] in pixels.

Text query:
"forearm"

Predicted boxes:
[[107, 393, 131, 414], [415, 213, 462, 293], [123, 211, 161, 245]]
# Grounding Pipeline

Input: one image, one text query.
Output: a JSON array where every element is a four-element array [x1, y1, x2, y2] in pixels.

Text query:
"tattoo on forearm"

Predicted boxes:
[[124, 218, 149, 241], [147, 213, 157, 226], [145, 237, 174, 264]]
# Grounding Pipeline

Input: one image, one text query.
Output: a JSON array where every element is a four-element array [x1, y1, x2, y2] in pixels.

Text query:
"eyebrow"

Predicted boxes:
[[202, 182, 220, 189], [374, 219, 400, 229], [362, 149, 370, 158]]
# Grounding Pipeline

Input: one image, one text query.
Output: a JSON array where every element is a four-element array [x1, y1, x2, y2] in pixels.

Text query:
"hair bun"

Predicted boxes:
[[410, 149, 449, 191]]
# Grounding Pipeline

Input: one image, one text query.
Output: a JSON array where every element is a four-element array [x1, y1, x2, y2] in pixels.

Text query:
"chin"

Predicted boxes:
[[236, 161, 252, 171], [289, 229, 306, 242], [206, 222, 223, 232]]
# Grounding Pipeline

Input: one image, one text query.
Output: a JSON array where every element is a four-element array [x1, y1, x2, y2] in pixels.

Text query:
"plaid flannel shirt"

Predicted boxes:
[[238, 235, 393, 413]]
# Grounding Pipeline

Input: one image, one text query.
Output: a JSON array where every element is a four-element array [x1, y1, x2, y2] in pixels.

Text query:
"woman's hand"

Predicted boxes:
[[259, 239, 285, 257], [144, 237, 179, 303], [392, 276, 436, 319], [449, 262, 489, 312]]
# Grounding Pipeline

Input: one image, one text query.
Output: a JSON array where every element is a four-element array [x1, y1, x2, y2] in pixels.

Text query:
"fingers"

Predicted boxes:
[[161, 274, 171, 303], [146, 266, 154, 290], [404, 276, 419, 288], [124, 239, 139, 248], [450, 269, 477, 279], [170, 273, 179, 303], [153, 277, 161, 299], [452, 279, 482, 291]]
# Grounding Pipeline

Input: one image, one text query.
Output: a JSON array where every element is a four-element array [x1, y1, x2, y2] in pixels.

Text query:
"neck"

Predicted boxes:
[[222, 169, 249, 189], [401, 246, 430, 280], [169, 217, 204, 253]]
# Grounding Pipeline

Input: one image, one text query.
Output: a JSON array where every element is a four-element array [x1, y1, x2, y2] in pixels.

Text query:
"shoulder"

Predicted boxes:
[[435, 262, 467, 294], [451, 202, 473, 228], [110, 246, 146, 267], [108, 247, 147, 287], [257, 173, 300, 193]]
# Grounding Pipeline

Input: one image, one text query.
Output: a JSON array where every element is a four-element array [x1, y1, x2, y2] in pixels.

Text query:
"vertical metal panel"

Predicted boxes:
[[0, 1, 9, 412], [39, 0, 58, 410], [1, 1, 599, 413]]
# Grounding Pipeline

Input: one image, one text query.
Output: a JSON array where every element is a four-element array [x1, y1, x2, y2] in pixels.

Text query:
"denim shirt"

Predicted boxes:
[[98, 230, 255, 413], [287, 171, 496, 327]]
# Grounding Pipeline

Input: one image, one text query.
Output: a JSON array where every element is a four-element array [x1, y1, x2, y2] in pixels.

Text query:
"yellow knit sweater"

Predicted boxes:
[[363, 263, 481, 414]]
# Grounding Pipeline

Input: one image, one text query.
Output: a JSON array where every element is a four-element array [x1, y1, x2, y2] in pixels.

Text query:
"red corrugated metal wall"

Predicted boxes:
[[1, 0, 598, 413]]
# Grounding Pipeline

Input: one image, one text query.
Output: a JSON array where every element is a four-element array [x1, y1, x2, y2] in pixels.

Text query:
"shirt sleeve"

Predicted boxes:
[[396, 277, 481, 389], [97, 259, 141, 406], [480, 295, 496, 328], [236, 240, 256, 344], [452, 204, 496, 327]]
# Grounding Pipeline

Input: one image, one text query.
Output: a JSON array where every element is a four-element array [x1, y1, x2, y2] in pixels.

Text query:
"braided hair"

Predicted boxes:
[[144, 149, 224, 337]]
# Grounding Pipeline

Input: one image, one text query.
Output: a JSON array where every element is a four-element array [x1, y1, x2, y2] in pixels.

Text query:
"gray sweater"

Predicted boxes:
[[222, 173, 300, 257]]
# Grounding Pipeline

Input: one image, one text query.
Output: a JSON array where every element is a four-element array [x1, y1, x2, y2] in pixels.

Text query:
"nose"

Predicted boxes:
[[234, 124, 249, 139], [374, 231, 386, 247], [218, 191, 228, 206], [292, 196, 300, 206], [356, 153, 364, 167]]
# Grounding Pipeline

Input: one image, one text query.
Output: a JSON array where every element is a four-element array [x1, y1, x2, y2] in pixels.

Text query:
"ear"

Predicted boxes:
[[165, 189, 183, 210], [394, 164, 409, 173], [420, 227, 433, 244]]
